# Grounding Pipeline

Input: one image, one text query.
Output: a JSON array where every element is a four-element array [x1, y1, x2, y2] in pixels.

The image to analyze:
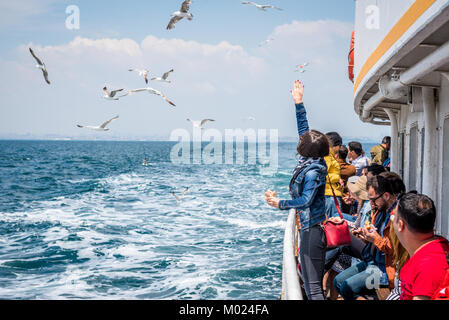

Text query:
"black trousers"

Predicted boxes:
[[299, 224, 327, 300]]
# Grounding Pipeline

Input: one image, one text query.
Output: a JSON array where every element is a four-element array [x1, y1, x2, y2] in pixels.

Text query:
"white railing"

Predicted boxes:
[[281, 209, 303, 300]]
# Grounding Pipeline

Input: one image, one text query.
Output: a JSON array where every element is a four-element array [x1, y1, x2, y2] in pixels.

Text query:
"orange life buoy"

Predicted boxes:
[[348, 31, 355, 83]]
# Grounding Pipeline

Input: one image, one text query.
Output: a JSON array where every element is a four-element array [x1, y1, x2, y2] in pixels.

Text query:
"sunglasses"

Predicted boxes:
[[369, 192, 384, 203]]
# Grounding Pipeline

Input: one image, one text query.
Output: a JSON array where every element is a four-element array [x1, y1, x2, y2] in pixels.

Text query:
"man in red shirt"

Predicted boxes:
[[391, 193, 449, 300]]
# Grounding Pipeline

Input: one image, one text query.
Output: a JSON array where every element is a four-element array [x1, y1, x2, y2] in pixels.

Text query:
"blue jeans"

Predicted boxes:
[[325, 196, 356, 222], [333, 261, 381, 300]]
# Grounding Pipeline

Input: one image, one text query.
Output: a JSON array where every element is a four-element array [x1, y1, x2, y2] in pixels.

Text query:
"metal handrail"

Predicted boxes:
[[281, 209, 303, 300]]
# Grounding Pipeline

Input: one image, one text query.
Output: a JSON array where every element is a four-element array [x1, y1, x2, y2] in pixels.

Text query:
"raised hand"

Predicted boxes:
[[290, 80, 304, 105]]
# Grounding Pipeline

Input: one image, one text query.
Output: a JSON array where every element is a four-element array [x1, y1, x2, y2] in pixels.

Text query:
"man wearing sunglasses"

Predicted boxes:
[[333, 174, 397, 300]]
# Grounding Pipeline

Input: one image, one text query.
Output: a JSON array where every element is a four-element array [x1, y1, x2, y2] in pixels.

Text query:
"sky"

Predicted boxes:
[[0, 0, 390, 141]]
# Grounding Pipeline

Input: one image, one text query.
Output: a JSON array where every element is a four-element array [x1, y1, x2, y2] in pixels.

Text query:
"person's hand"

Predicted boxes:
[[327, 217, 343, 224], [290, 80, 304, 104], [360, 226, 379, 243], [266, 196, 280, 209], [265, 190, 277, 199], [351, 228, 368, 243]]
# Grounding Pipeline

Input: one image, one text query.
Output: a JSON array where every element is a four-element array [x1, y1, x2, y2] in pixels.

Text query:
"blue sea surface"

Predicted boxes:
[[0, 140, 376, 299]]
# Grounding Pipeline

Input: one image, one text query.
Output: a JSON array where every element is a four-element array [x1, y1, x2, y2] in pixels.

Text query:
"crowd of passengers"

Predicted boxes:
[[265, 80, 449, 300]]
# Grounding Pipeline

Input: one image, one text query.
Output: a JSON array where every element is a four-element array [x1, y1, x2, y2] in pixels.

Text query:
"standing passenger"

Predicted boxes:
[[370, 136, 390, 166], [324, 132, 343, 218], [265, 80, 329, 300]]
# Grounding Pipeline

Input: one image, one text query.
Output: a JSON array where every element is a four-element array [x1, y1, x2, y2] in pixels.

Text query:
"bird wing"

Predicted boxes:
[[103, 87, 110, 96], [77, 125, 84, 128], [172, 192, 181, 202], [200, 119, 215, 126], [100, 115, 119, 129], [42, 69, 50, 84], [110, 89, 124, 97], [262, 5, 282, 10], [29, 48, 43, 65], [162, 69, 174, 80], [164, 97, 176, 107], [180, 0, 191, 13], [129, 88, 149, 95], [181, 187, 189, 197], [167, 16, 183, 30]]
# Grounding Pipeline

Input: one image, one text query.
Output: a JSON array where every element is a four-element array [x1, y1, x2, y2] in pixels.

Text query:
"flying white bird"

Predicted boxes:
[[167, 0, 193, 30], [241, 1, 283, 11], [295, 62, 309, 73], [29, 48, 50, 84], [259, 38, 274, 47], [76, 116, 119, 131], [127, 87, 176, 107], [102, 87, 125, 100], [243, 116, 256, 121], [187, 118, 216, 129], [129, 68, 150, 84], [171, 187, 190, 203], [151, 69, 174, 83]]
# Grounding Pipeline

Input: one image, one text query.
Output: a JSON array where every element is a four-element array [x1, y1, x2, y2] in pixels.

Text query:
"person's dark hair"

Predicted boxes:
[[367, 163, 386, 176], [380, 172, 405, 196], [397, 193, 436, 234], [326, 132, 342, 148], [348, 141, 363, 157], [297, 130, 330, 158], [382, 136, 391, 145], [337, 145, 349, 160], [367, 174, 394, 196]]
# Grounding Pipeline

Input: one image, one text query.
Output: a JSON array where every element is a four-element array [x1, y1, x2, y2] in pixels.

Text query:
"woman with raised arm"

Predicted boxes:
[[265, 80, 331, 300]]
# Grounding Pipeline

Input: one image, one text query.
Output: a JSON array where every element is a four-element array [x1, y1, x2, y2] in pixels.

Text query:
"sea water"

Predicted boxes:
[[0, 140, 376, 299]]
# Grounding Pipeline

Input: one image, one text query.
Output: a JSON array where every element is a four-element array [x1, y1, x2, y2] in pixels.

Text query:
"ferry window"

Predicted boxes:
[[442, 117, 449, 237], [409, 125, 418, 192]]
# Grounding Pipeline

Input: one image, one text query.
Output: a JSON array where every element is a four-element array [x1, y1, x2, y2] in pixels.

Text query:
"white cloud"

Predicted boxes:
[[0, 0, 58, 29]]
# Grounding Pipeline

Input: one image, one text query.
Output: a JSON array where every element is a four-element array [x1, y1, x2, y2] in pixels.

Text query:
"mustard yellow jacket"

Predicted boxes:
[[324, 149, 342, 197]]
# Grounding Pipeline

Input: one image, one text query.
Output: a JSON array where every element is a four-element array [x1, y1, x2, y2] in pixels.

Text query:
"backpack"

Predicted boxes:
[[431, 252, 449, 300]]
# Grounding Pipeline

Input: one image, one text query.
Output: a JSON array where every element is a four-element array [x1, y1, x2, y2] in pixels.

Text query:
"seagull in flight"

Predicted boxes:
[[151, 69, 174, 83], [243, 116, 256, 121], [29, 48, 50, 84], [167, 0, 193, 30], [171, 187, 190, 203], [102, 87, 125, 100], [259, 38, 274, 47], [77, 116, 119, 131], [187, 118, 216, 130], [127, 87, 176, 107], [241, 1, 283, 11], [129, 68, 150, 84], [295, 62, 309, 73]]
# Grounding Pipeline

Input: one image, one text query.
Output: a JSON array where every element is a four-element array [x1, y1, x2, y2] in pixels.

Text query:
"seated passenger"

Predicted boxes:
[[392, 193, 449, 300], [348, 141, 370, 176], [333, 175, 397, 300]]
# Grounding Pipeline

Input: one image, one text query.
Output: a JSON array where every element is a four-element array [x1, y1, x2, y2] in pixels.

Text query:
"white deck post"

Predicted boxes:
[[422, 87, 438, 200]]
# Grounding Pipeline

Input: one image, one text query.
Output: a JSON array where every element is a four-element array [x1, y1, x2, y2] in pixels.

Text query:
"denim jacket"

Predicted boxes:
[[278, 103, 328, 230]]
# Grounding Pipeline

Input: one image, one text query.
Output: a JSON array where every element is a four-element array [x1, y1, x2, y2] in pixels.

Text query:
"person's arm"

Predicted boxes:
[[278, 172, 320, 210], [291, 80, 309, 138], [413, 296, 431, 300]]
